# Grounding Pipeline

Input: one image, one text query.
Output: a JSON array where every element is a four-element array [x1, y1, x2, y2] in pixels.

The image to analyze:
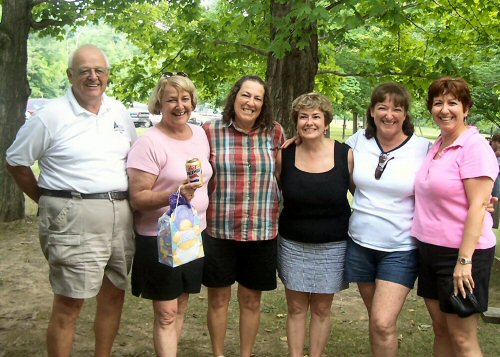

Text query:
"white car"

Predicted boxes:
[[128, 104, 153, 128]]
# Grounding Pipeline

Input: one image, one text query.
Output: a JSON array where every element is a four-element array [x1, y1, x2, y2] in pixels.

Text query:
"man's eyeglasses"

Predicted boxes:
[[163, 72, 189, 78], [70, 67, 110, 77], [375, 153, 394, 180]]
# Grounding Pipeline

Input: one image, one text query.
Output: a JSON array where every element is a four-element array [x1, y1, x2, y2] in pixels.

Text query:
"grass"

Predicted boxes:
[[11, 122, 498, 356], [2, 203, 499, 356]]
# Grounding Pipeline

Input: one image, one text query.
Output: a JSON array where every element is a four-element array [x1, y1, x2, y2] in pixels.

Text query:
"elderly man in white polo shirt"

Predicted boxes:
[[6, 44, 137, 357]]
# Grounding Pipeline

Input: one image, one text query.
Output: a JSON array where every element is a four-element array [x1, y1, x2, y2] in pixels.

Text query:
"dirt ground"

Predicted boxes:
[[1, 216, 499, 356], [0, 216, 364, 357]]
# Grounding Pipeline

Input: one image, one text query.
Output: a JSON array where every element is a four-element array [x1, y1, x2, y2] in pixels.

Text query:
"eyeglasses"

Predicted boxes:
[[69, 67, 110, 77], [163, 72, 189, 78], [375, 153, 394, 180]]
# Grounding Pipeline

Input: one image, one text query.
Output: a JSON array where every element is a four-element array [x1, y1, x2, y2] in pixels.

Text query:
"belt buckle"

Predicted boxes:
[[107, 192, 114, 201], [71, 192, 82, 199]]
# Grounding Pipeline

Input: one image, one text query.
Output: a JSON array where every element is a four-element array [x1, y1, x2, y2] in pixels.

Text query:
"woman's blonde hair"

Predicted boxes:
[[148, 75, 197, 115]]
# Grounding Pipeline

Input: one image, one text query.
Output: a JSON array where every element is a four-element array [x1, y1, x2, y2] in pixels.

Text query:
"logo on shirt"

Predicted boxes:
[[114, 122, 125, 134]]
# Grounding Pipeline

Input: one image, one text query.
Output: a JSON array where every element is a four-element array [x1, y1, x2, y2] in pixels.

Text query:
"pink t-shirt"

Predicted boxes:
[[127, 124, 212, 236], [411, 126, 498, 249]]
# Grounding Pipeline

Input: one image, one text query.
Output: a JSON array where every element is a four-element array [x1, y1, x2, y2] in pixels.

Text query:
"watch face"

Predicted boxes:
[[459, 257, 471, 264]]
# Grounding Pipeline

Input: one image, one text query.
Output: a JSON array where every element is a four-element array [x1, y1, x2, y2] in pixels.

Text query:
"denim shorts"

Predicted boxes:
[[345, 238, 418, 289]]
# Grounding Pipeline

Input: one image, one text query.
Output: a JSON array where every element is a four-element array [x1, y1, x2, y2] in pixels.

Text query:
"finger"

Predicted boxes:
[[458, 281, 466, 298]]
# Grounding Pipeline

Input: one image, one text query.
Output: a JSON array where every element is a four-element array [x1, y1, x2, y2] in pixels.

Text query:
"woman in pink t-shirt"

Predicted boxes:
[[126, 73, 212, 356], [412, 77, 497, 356]]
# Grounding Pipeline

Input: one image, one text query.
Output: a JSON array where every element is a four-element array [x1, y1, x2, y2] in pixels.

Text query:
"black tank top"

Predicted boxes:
[[278, 141, 351, 243]]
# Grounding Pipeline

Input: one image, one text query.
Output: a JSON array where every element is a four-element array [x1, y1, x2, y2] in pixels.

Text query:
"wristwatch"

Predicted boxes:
[[457, 256, 472, 265]]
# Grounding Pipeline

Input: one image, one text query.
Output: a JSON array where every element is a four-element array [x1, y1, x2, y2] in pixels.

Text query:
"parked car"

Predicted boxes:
[[189, 110, 222, 125], [128, 103, 153, 128], [188, 117, 203, 126], [25, 98, 50, 119]]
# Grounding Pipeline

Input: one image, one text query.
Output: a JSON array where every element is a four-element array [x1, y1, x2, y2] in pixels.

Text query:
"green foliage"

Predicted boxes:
[[27, 23, 140, 100], [23, 0, 500, 129]]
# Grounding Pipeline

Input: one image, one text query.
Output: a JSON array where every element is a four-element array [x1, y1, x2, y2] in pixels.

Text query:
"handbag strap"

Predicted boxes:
[[175, 187, 181, 207]]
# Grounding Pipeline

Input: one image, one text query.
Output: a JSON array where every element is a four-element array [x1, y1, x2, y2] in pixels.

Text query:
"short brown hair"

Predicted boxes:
[[148, 75, 197, 115], [426, 76, 473, 113], [365, 82, 414, 140], [290, 93, 333, 129]]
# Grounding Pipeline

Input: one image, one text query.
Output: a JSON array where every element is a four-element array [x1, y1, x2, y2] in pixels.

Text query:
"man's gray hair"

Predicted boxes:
[[67, 44, 110, 69]]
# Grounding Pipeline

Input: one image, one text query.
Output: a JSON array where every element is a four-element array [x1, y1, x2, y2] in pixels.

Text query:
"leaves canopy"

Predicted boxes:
[[104, 0, 499, 129]]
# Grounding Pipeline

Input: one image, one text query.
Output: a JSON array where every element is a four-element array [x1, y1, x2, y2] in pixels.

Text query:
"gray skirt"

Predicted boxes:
[[277, 235, 348, 294]]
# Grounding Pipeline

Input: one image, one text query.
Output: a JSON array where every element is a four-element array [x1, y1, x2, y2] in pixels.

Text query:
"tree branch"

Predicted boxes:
[[401, 14, 427, 33], [317, 69, 428, 79], [31, 17, 74, 30], [31, 0, 48, 5], [213, 40, 269, 56], [325, 1, 345, 12]]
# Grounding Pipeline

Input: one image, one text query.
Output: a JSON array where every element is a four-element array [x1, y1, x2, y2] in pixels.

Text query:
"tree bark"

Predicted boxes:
[[353, 111, 358, 134], [266, 1, 318, 138], [0, 0, 32, 221]]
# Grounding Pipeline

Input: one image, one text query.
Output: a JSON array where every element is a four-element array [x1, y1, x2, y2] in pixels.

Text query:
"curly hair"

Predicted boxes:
[[148, 75, 197, 115], [365, 82, 414, 139], [290, 92, 333, 129], [222, 75, 274, 130]]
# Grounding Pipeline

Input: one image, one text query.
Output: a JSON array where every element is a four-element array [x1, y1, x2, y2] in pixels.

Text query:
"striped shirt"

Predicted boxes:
[[203, 120, 286, 241]]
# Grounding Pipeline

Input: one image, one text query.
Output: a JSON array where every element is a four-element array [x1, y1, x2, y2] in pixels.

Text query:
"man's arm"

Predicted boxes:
[[5, 163, 41, 204]]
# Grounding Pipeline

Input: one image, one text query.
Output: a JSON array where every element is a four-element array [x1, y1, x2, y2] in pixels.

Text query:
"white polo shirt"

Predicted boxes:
[[6, 89, 137, 193]]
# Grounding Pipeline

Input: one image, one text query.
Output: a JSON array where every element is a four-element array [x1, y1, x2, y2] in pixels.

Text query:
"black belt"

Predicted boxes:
[[40, 188, 128, 200]]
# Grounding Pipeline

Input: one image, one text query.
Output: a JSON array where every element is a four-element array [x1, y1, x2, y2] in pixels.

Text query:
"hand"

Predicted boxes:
[[453, 263, 475, 298], [281, 135, 301, 149], [486, 196, 498, 213], [179, 182, 199, 201]]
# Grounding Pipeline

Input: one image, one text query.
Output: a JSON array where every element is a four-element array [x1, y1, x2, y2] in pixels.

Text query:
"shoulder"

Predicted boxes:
[[409, 134, 433, 151], [464, 127, 489, 145], [270, 121, 286, 141], [33, 95, 71, 129], [37, 95, 71, 116], [130, 129, 156, 150], [335, 140, 350, 153], [202, 119, 225, 135], [104, 96, 128, 111], [190, 123, 209, 141], [272, 121, 284, 131], [345, 129, 366, 148]]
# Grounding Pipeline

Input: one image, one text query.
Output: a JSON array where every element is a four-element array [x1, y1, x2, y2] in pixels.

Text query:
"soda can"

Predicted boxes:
[[186, 158, 204, 186]]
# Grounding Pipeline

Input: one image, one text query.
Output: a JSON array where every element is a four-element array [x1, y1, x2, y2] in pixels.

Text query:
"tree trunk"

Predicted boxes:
[[352, 111, 358, 134], [266, 1, 318, 138], [0, 0, 32, 221]]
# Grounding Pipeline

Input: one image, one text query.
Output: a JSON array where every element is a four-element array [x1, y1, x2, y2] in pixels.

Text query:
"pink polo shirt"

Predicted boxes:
[[411, 126, 498, 249]]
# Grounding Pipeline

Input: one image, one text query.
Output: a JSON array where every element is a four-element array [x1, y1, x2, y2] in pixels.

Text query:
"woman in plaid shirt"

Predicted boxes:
[[202, 75, 286, 357]]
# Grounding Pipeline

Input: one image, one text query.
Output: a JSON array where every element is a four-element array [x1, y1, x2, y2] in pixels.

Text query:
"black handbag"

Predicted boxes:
[[449, 289, 481, 318]]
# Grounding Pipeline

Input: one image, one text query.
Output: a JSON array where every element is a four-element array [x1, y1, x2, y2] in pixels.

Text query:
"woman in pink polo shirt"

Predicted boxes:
[[412, 77, 498, 356]]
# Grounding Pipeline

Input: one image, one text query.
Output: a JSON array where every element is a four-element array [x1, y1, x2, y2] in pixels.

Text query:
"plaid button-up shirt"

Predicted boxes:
[[203, 120, 286, 241]]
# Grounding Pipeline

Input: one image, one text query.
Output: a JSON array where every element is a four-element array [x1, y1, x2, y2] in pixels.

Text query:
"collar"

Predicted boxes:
[[227, 119, 255, 134], [433, 126, 478, 153], [66, 88, 110, 116]]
